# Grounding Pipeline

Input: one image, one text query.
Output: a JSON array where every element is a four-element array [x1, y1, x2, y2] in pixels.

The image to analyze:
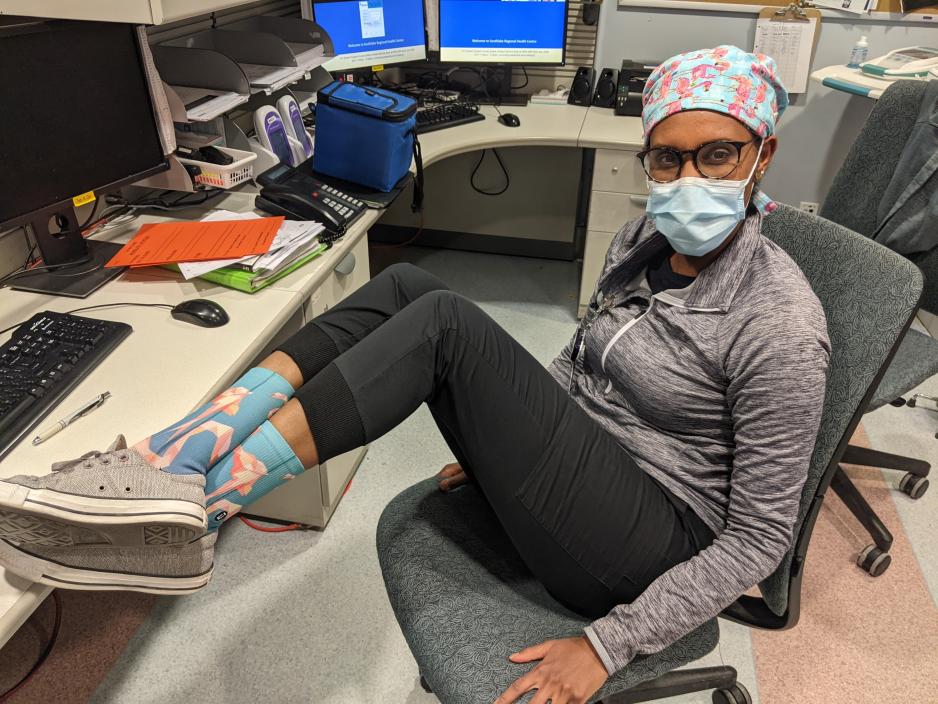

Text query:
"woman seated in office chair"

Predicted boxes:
[[0, 46, 830, 704]]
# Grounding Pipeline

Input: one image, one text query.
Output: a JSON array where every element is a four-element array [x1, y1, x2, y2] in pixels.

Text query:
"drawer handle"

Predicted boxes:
[[334, 252, 356, 276], [611, 166, 619, 174], [629, 195, 649, 206]]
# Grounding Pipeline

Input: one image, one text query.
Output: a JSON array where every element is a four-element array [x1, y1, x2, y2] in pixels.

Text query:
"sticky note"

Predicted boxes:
[[72, 191, 96, 208]]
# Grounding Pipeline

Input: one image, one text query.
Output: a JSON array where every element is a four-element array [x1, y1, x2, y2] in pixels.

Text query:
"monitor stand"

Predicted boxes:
[[11, 208, 126, 298], [11, 240, 126, 298]]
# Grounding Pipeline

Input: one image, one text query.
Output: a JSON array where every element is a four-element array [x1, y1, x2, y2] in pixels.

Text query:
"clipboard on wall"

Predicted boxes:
[[753, 5, 822, 94]]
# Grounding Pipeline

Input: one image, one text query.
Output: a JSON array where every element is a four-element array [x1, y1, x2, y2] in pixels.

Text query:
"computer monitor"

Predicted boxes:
[[308, 0, 428, 72], [438, 0, 568, 65], [0, 18, 168, 297]]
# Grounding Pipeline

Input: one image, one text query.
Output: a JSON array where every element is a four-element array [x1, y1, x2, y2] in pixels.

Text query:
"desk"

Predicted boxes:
[[0, 104, 643, 647]]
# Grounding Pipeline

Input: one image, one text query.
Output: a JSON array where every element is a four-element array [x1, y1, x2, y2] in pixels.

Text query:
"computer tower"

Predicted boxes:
[[592, 67, 617, 108], [567, 67, 595, 106]]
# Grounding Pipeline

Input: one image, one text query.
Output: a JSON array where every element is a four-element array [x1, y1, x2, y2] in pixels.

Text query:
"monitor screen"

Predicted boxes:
[[0, 20, 167, 229], [439, 0, 568, 65], [313, 0, 427, 71]]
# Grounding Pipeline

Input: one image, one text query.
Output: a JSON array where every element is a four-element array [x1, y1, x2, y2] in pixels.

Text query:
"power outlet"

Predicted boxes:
[[799, 201, 819, 215]]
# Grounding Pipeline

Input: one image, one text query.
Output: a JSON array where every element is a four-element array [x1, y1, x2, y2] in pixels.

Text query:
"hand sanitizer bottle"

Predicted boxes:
[[847, 36, 870, 69]]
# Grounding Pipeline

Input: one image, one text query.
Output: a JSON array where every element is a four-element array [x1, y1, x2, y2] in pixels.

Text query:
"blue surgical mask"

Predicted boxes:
[[645, 142, 763, 257]]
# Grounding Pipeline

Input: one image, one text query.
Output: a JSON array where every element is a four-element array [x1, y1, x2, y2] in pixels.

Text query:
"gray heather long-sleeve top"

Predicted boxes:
[[548, 212, 831, 674]]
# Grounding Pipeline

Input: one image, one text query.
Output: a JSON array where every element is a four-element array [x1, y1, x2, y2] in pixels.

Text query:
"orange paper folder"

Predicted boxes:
[[105, 217, 285, 268]]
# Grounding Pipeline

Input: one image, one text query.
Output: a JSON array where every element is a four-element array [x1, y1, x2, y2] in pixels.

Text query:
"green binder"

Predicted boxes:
[[165, 243, 330, 293]]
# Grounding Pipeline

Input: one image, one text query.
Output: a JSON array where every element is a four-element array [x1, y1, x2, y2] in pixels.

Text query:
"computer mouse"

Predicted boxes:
[[171, 299, 230, 328], [498, 113, 521, 128]]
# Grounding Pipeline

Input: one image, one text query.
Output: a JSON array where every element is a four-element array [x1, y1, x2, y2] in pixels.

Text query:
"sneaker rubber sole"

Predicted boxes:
[[0, 482, 206, 547], [0, 538, 213, 594]]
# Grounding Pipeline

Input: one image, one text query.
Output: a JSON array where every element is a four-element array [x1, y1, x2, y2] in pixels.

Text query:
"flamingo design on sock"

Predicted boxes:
[[205, 445, 271, 501]]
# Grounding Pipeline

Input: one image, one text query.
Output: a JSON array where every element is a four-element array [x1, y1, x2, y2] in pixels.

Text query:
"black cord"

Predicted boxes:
[[0, 591, 62, 702], [65, 302, 175, 316], [470, 149, 510, 196], [0, 302, 176, 338], [0, 257, 98, 290], [511, 66, 529, 91]]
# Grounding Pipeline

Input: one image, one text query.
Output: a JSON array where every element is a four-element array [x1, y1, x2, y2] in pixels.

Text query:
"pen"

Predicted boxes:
[[32, 392, 112, 446]]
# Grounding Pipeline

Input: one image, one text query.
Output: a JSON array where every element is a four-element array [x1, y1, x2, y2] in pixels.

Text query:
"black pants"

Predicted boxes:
[[277, 263, 714, 618]]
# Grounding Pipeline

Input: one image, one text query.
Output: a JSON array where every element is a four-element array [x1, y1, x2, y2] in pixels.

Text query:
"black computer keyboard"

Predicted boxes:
[[415, 101, 486, 134], [0, 311, 132, 460]]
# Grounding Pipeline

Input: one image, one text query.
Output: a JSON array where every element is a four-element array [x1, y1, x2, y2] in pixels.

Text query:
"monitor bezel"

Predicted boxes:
[[309, 0, 430, 72], [437, 0, 570, 67], [0, 18, 169, 235]]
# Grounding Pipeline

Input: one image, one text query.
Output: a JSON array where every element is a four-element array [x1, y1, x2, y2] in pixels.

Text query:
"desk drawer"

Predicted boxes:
[[592, 149, 646, 195], [303, 235, 371, 323], [587, 191, 647, 234]]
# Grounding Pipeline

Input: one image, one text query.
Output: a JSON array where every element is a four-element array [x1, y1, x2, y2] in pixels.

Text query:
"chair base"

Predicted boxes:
[[418, 666, 749, 704], [603, 666, 745, 703], [832, 465, 894, 554], [841, 444, 930, 478]]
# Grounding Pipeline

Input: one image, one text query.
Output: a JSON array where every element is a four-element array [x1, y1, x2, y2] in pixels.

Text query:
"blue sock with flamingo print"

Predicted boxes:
[[132, 368, 294, 476], [202, 421, 306, 531]]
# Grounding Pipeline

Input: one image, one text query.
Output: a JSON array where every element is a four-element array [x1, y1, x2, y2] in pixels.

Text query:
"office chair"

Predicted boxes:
[[819, 79, 936, 576], [375, 204, 922, 703]]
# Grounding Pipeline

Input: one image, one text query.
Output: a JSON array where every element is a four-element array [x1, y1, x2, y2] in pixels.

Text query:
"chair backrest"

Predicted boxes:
[[818, 80, 938, 315], [818, 80, 926, 238], [724, 204, 922, 627]]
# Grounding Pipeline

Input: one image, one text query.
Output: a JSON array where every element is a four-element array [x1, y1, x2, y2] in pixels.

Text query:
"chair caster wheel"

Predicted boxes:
[[890, 397, 907, 407], [713, 682, 752, 704], [858, 544, 891, 576], [907, 397, 917, 407], [420, 675, 433, 693], [899, 473, 929, 499]]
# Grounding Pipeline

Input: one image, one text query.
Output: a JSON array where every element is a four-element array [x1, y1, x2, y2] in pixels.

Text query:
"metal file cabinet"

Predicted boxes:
[[579, 148, 649, 317]]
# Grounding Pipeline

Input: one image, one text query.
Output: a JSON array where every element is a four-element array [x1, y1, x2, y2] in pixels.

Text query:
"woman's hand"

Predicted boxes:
[[494, 636, 609, 704], [437, 462, 469, 492]]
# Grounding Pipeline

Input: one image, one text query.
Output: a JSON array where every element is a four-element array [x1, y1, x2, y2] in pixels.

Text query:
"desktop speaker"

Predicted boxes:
[[592, 68, 617, 108], [568, 67, 595, 106]]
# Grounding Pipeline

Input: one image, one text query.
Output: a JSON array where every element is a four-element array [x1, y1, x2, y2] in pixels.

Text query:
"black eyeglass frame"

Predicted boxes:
[[636, 139, 760, 183]]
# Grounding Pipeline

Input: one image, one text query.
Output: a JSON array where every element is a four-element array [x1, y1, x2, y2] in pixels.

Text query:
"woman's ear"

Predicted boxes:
[[755, 136, 778, 182]]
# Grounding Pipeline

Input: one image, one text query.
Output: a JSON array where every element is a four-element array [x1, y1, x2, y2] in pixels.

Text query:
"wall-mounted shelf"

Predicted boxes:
[[0, 0, 265, 26], [161, 18, 331, 96], [810, 64, 894, 99]]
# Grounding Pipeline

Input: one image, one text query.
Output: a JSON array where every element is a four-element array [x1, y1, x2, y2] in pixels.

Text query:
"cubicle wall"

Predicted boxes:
[[593, 3, 938, 206]]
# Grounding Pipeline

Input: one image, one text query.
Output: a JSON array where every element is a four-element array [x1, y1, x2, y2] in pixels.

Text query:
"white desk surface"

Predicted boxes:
[[0, 104, 642, 646], [579, 108, 645, 150]]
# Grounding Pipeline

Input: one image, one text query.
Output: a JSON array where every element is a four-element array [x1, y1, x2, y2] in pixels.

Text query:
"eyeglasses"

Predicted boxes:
[[636, 139, 758, 183]]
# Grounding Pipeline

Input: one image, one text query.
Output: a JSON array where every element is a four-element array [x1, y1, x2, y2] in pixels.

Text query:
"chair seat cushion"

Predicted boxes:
[[869, 329, 938, 411], [376, 478, 719, 704]]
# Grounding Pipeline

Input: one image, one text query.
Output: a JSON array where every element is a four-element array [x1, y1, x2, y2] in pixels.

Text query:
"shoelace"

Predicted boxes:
[[51, 449, 131, 473]]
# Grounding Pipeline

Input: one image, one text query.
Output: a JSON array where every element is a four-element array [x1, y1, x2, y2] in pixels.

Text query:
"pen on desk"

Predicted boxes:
[[32, 392, 112, 446]]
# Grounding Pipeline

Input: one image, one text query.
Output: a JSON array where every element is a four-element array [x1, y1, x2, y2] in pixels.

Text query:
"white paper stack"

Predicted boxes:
[[178, 211, 326, 282]]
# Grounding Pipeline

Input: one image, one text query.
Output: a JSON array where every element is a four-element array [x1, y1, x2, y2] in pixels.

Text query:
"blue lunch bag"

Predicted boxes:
[[314, 81, 423, 210]]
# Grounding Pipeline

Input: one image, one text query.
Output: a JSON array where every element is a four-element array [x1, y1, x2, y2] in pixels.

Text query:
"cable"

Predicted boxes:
[[0, 591, 62, 703], [0, 257, 98, 290], [65, 302, 175, 316], [369, 213, 426, 250], [511, 65, 529, 91], [470, 149, 510, 196], [238, 515, 302, 532], [0, 302, 176, 338]]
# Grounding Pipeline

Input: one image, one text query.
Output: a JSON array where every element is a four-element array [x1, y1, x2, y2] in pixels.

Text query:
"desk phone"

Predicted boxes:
[[256, 164, 367, 238]]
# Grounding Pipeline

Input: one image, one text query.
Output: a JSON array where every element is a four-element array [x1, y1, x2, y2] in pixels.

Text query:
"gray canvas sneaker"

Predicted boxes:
[[0, 436, 206, 548], [0, 531, 215, 594]]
